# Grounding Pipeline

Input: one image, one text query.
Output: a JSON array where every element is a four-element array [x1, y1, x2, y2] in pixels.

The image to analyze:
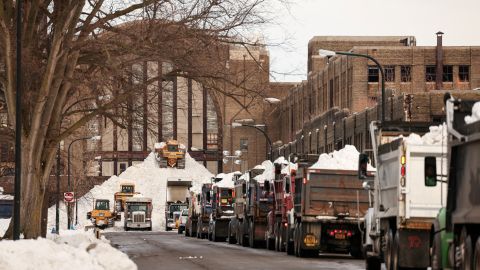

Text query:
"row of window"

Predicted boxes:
[[368, 65, 470, 83]]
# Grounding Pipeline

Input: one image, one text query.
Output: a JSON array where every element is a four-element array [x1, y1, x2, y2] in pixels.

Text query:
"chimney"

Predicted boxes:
[[435, 31, 444, 90]]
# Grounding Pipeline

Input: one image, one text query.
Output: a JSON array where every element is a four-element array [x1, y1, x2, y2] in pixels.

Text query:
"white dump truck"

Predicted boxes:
[[360, 122, 447, 269], [124, 196, 153, 231]]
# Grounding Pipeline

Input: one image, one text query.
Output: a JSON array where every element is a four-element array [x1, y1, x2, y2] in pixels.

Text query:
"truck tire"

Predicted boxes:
[[458, 227, 473, 270], [366, 256, 381, 270], [350, 235, 364, 259], [275, 223, 280, 252], [392, 231, 406, 270], [385, 229, 394, 270], [227, 224, 236, 244], [473, 237, 480, 270], [249, 220, 257, 248], [431, 226, 442, 270]]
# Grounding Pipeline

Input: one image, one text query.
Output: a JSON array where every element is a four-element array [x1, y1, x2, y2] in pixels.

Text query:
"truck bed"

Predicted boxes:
[[304, 169, 369, 219]]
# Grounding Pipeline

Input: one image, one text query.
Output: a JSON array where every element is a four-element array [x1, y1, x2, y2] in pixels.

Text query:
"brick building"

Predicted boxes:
[[268, 34, 480, 156]]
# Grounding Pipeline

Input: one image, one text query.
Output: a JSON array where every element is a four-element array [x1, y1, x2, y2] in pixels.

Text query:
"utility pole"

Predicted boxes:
[[55, 145, 60, 234]]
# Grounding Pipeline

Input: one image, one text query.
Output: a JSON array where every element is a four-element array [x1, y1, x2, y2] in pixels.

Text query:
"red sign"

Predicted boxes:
[[64, 192, 75, 203]]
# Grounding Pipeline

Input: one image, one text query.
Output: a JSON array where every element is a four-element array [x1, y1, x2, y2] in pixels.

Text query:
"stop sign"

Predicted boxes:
[[64, 192, 75, 203]]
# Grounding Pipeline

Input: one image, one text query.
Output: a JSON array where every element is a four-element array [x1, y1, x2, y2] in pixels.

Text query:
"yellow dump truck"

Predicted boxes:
[[154, 140, 186, 169], [114, 182, 137, 220], [86, 199, 115, 228]]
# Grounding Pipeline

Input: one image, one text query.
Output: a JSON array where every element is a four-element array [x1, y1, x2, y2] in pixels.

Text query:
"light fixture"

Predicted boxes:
[[318, 49, 336, 57], [223, 150, 230, 156], [234, 159, 242, 165], [90, 135, 101, 141], [264, 97, 281, 104], [234, 150, 242, 157], [231, 122, 243, 128]]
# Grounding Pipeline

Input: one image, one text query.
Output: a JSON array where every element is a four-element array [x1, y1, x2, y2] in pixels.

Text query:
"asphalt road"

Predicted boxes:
[[105, 231, 366, 270]]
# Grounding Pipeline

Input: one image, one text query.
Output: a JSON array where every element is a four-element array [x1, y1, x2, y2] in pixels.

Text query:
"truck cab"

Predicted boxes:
[[124, 197, 152, 231], [87, 199, 115, 228]]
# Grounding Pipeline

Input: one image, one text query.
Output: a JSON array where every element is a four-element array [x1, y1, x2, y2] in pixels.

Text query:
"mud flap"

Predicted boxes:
[[398, 229, 430, 268]]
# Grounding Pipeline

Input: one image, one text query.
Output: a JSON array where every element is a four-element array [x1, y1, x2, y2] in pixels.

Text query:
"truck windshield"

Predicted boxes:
[[95, 201, 109, 210], [220, 189, 232, 198], [121, 185, 134, 193], [169, 204, 187, 212], [167, 145, 178, 152], [129, 204, 147, 212], [182, 209, 188, 216]]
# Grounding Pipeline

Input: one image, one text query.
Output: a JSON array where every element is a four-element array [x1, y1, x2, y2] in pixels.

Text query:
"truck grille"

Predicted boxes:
[[133, 213, 145, 223]]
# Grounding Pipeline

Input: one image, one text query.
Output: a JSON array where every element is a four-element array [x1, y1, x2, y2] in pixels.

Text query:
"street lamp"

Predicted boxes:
[[319, 49, 386, 123], [223, 150, 242, 172], [232, 122, 273, 161], [67, 135, 101, 229], [264, 97, 281, 104]]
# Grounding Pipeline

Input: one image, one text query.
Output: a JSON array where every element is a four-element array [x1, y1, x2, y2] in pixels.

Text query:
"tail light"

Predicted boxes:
[[401, 154, 406, 177]]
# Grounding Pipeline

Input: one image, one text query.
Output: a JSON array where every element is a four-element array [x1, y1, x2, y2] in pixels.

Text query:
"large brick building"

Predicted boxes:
[[268, 34, 480, 156]]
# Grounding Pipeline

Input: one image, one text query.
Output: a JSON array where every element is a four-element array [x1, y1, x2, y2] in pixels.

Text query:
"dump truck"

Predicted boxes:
[[265, 159, 295, 252], [185, 190, 200, 237], [124, 196, 152, 231], [114, 182, 137, 220], [360, 121, 448, 270], [87, 199, 115, 228], [154, 140, 186, 169], [197, 183, 213, 238], [230, 165, 275, 248], [165, 177, 191, 231], [208, 174, 235, 242], [429, 97, 480, 269]]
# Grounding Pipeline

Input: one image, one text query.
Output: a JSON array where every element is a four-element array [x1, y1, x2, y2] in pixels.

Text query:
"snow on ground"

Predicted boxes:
[[310, 145, 375, 171], [0, 218, 10, 238], [465, 101, 480, 124], [0, 230, 136, 270], [47, 151, 213, 232]]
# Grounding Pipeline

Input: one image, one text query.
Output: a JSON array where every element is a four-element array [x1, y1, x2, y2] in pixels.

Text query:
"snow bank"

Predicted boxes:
[[0, 230, 136, 270], [310, 145, 375, 171], [253, 160, 275, 183], [48, 151, 213, 231], [0, 218, 9, 238], [403, 124, 447, 146], [465, 101, 480, 124], [274, 156, 297, 175]]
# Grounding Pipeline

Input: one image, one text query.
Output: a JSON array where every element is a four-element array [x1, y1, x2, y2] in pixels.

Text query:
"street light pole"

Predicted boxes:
[[67, 136, 100, 229], [55, 145, 60, 234], [319, 50, 386, 123]]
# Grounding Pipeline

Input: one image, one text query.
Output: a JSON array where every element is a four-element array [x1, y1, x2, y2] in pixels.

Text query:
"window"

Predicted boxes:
[[401, 66, 412, 82], [368, 66, 379, 83], [443, 65, 453, 82], [425, 66, 436, 82], [384, 66, 395, 82], [240, 139, 248, 151], [459, 65, 470, 82], [119, 163, 127, 174]]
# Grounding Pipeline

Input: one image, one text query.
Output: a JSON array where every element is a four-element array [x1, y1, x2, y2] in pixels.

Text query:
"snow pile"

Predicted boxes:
[[0, 218, 10, 238], [465, 101, 480, 124], [274, 156, 297, 175], [403, 124, 447, 146], [213, 172, 239, 188], [310, 145, 375, 171], [47, 151, 213, 231], [0, 230, 136, 270], [253, 160, 275, 183]]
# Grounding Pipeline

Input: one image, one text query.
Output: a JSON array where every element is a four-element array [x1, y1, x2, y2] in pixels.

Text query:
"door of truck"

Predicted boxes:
[[405, 145, 447, 219]]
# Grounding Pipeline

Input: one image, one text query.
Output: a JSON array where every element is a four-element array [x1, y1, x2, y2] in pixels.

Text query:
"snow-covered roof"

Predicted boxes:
[[310, 145, 375, 171]]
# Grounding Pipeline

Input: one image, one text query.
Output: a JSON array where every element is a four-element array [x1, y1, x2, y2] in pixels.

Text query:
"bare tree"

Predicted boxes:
[[0, 0, 281, 239]]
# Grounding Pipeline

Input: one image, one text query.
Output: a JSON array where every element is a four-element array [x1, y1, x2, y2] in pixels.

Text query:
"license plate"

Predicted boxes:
[[221, 199, 227, 204], [304, 235, 316, 246], [335, 233, 346, 240]]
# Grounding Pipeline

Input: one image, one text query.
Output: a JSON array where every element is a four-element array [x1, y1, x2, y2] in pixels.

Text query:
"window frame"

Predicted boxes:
[[425, 65, 436, 82], [368, 66, 379, 83], [400, 65, 412, 82], [443, 65, 453, 82], [459, 65, 470, 82], [384, 65, 395, 82]]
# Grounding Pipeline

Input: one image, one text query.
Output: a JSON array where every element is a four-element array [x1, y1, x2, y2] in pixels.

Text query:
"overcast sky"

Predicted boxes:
[[264, 0, 480, 82]]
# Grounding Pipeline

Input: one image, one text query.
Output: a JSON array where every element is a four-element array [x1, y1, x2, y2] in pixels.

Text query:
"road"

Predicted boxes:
[[105, 231, 365, 270]]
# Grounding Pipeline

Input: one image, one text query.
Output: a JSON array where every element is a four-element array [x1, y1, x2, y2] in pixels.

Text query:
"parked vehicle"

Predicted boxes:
[[197, 183, 212, 239], [360, 121, 447, 269], [430, 97, 480, 269], [228, 173, 248, 245], [208, 174, 235, 242], [185, 190, 199, 237], [87, 199, 115, 228], [230, 165, 275, 248], [124, 197, 152, 231], [178, 209, 188, 234], [165, 177, 191, 231]]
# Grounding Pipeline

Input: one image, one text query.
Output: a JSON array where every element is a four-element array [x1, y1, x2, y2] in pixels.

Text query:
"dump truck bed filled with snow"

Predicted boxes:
[[304, 169, 369, 218]]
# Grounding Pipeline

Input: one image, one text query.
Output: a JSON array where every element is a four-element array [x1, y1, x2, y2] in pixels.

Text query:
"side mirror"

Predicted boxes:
[[206, 192, 211, 202], [197, 194, 200, 202], [358, 153, 369, 179], [285, 178, 291, 193], [265, 182, 271, 193], [87, 212, 91, 219], [424, 156, 438, 187], [242, 183, 246, 194]]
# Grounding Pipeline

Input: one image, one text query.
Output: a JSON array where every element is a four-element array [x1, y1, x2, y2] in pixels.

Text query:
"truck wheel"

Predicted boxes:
[[431, 228, 442, 270], [458, 227, 473, 270], [392, 231, 406, 270], [350, 235, 364, 259], [228, 225, 236, 244], [366, 256, 381, 270], [473, 237, 480, 270], [274, 223, 280, 252], [185, 227, 190, 237], [385, 229, 394, 270], [249, 220, 257, 248]]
